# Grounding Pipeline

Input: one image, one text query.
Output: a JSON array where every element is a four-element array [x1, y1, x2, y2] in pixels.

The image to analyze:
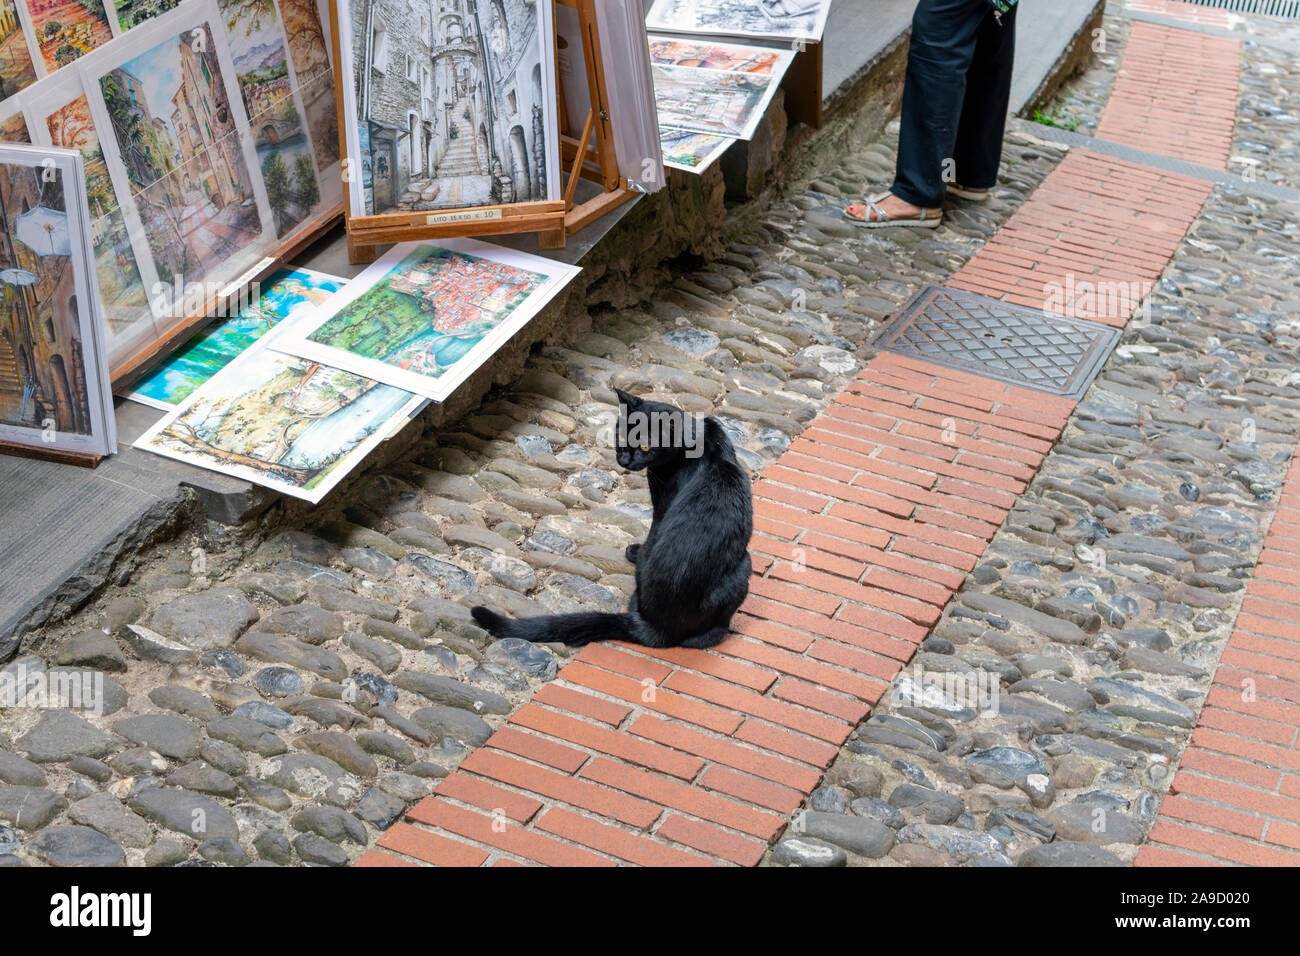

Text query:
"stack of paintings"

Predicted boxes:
[[644, 0, 829, 173], [0, 0, 343, 378], [136, 237, 580, 501]]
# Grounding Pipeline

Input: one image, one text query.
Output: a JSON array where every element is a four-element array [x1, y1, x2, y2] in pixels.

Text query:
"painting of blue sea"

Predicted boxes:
[[127, 268, 345, 409]]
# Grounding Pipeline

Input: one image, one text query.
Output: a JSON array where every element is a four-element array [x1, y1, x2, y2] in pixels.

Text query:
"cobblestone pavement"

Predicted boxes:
[[2, 0, 1299, 867]]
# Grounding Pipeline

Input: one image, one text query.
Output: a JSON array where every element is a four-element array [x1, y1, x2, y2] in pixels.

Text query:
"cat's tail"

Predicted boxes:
[[471, 606, 638, 647]]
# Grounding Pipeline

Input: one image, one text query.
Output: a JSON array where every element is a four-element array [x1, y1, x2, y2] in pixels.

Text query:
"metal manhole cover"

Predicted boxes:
[[870, 286, 1120, 399]]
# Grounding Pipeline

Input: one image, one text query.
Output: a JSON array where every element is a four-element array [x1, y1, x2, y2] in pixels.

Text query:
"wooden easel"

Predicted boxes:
[[333, 0, 637, 263], [554, 0, 639, 238]]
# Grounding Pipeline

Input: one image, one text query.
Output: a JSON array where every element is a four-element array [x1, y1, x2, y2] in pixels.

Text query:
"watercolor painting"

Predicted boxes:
[[135, 340, 423, 502], [279, 0, 336, 170], [96, 21, 263, 293], [339, 0, 558, 216], [45, 93, 154, 336], [646, 0, 831, 43], [659, 126, 733, 173], [24, 0, 114, 72], [108, 0, 181, 31], [0, 0, 37, 101], [0, 146, 115, 457], [0, 108, 29, 141], [646, 37, 793, 141], [648, 36, 785, 75], [219, 0, 320, 236], [275, 238, 581, 402], [128, 266, 343, 407]]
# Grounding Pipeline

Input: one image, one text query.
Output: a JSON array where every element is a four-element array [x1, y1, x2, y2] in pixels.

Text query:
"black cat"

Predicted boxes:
[[471, 389, 753, 649]]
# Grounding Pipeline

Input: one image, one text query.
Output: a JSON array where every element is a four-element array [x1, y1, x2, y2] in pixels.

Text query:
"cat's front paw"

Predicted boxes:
[[625, 543, 642, 565]]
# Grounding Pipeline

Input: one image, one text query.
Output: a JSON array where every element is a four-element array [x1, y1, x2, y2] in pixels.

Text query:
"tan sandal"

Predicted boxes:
[[947, 182, 990, 201], [845, 192, 941, 228]]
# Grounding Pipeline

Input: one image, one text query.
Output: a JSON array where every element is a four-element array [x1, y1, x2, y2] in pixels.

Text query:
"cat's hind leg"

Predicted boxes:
[[680, 625, 730, 650]]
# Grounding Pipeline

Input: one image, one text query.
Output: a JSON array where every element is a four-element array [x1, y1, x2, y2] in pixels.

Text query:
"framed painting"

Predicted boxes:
[[0, 0, 38, 102], [76, 2, 274, 335], [0, 143, 116, 461], [30, 70, 162, 363], [272, 237, 581, 402]]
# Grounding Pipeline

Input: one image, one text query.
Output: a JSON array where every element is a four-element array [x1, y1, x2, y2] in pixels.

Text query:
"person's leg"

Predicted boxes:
[[889, 0, 993, 209], [951, 2, 1017, 191]]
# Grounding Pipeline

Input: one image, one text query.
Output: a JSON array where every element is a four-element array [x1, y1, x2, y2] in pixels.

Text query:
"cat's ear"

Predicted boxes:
[[614, 388, 642, 410]]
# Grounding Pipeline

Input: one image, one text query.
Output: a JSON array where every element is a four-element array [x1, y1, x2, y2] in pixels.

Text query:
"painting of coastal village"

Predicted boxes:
[[0, 147, 114, 456], [220, 0, 319, 236], [45, 93, 154, 337], [0, 0, 37, 101], [96, 21, 263, 301], [25, 0, 114, 72], [276, 239, 580, 401], [129, 266, 343, 407], [135, 343, 421, 502]]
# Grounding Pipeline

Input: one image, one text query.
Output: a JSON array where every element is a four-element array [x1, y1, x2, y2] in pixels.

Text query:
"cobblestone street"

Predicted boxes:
[[4, 0, 1300, 869]]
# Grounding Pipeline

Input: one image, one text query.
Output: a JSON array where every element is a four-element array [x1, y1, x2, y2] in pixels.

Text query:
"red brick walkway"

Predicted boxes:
[[1095, 21, 1241, 170], [1136, 444, 1300, 867], [948, 149, 1212, 325], [357, 7, 1249, 867], [359, 358, 1072, 866]]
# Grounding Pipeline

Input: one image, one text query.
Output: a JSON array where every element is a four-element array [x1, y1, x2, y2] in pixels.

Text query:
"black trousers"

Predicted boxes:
[[890, 0, 1018, 209]]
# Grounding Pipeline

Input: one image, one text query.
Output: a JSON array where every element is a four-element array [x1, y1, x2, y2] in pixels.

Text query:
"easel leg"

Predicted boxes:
[[346, 229, 378, 265], [538, 228, 567, 250]]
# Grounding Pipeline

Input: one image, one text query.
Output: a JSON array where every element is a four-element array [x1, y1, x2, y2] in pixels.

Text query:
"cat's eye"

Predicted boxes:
[[639, 445, 649, 452]]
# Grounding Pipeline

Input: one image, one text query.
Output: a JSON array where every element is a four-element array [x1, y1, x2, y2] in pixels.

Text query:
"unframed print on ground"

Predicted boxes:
[[127, 266, 344, 408], [272, 237, 581, 402], [134, 325, 423, 502]]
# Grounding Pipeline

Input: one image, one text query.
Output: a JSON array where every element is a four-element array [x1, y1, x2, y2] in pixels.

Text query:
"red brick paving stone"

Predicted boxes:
[[458, 748, 662, 829], [354, 848, 418, 867], [734, 718, 840, 768], [530, 683, 631, 727], [949, 150, 1212, 322], [405, 799, 616, 867], [718, 635, 885, 702], [487, 726, 591, 774], [661, 670, 851, 744], [576, 641, 673, 684], [656, 814, 768, 866], [558, 660, 745, 735], [699, 764, 807, 816], [772, 676, 874, 723], [511, 704, 705, 780], [536, 807, 716, 866], [579, 756, 785, 840], [433, 772, 544, 823], [631, 642, 779, 693], [374, 822, 490, 867], [628, 714, 823, 792]]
